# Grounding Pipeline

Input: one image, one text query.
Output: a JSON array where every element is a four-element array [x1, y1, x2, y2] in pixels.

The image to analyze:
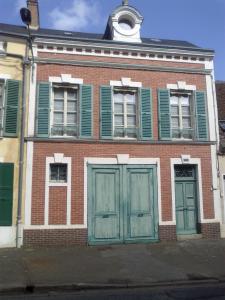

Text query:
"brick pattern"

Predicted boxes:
[[36, 56, 206, 141], [23, 229, 88, 247], [199, 223, 221, 239], [216, 82, 225, 153], [31, 143, 214, 226], [159, 225, 177, 241], [49, 186, 67, 225]]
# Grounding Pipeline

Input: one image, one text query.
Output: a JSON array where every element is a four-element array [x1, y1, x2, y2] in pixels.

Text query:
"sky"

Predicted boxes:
[[0, 0, 224, 80]]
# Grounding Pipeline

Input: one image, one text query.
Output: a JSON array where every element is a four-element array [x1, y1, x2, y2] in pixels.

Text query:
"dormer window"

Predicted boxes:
[[118, 18, 134, 31], [106, 2, 143, 43]]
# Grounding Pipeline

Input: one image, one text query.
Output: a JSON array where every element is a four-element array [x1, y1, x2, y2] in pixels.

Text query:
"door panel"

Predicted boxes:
[[90, 167, 121, 243], [88, 165, 158, 245], [175, 165, 198, 235], [0, 163, 14, 226], [126, 167, 156, 241]]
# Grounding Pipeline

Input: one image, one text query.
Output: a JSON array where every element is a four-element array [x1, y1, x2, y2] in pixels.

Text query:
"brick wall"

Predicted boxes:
[[31, 142, 214, 225], [49, 186, 67, 225]]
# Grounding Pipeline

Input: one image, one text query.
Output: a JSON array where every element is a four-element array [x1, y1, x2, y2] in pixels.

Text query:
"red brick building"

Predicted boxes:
[[21, 0, 221, 246]]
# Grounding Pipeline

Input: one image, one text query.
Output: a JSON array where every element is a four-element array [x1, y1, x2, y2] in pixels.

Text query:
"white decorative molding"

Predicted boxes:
[[24, 142, 33, 226], [117, 154, 130, 164], [167, 81, 196, 91], [49, 74, 83, 85], [45, 155, 72, 226], [181, 154, 191, 164], [54, 153, 64, 163], [110, 77, 142, 88], [0, 74, 11, 80]]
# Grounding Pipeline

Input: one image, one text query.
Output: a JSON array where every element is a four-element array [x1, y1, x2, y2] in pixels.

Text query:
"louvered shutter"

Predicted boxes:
[[140, 88, 152, 140], [3, 80, 21, 137], [36, 82, 50, 137], [0, 163, 14, 226], [80, 85, 92, 138], [158, 89, 171, 140], [195, 91, 208, 140], [100, 86, 112, 139]]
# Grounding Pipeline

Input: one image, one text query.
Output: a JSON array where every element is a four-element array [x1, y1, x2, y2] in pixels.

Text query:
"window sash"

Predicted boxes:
[[170, 93, 194, 139], [113, 90, 138, 138], [50, 163, 67, 183], [52, 86, 78, 137]]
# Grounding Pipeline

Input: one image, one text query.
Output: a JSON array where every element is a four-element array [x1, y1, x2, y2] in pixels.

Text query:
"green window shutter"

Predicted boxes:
[[0, 163, 14, 226], [80, 85, 93, 138], [3, 79, 21, 137], [100, 86, 112, 139], [140, 88, 153, 140], [36, 82, 50, 137], [195, 91, 208, 140], [158, 89, 171, 140]]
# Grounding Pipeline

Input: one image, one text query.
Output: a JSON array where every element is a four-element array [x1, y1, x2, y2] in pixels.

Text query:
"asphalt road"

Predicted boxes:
[[1, 284, 225, 300]]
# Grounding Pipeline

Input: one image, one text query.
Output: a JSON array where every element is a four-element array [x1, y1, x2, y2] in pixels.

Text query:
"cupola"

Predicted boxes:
[[104, 0, 143, 43]]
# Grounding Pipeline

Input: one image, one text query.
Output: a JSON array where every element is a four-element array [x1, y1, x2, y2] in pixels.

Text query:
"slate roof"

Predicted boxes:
[[0, 23, 214, 53]]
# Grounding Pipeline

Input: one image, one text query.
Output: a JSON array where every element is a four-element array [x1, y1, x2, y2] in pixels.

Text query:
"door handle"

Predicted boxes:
[[137, 213, 144, 217], [102, 215, 110, 218]]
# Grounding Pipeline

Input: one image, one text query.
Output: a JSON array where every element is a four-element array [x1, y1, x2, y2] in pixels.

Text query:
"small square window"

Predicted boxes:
[[50, 163, 67, 183]]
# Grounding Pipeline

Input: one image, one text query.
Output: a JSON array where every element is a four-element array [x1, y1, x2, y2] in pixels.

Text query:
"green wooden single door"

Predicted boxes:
[[88, 166, 122, 244], [175, 165, 198, 235], [125, 166, 158, 242], [88, 165, 158, 245], [0, 163, 14, 226]]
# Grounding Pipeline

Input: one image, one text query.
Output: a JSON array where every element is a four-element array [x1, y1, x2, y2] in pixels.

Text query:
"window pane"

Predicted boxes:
[[115, 115, 124, 126], [172, 129, 180, 139], [54, 88, 64, 99], [54, 112, 63, 124], [172, 117, 179, 128], [66, 126, 77, 137], [126, 93, 135, 103], [171, 106, 179, 116], [51, 125, 64, 136], [114, 92, 123, 102], [181, 95, 190, 106], [170, 96, 178, 105], [182, 117, 191, 128], [54, 100, 64, 111], [127, 116, 136, 126], [50, 164, 67, 182], [182, 106, 190, 116], [114, 127, 124, 137], [127, 104, 136, 114], [67, 113, 77, 124], [67, 101, 77, 112], [115, 103, 123, 114], [67, 89, 77, 100]]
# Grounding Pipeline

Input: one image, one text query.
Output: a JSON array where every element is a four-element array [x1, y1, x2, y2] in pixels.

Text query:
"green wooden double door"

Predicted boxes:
[[0, 163, 14, 226], [175, 165, 198, 235], [88, 165, 158, 245]]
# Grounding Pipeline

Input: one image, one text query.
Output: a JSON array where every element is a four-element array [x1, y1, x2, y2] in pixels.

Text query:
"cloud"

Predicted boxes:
[[49, 0, 101, 31]]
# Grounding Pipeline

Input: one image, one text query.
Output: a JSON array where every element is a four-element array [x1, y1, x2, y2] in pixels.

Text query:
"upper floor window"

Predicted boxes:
[[0, 82, 5, 135], [113, 89, 137, 138], [170, 92, 194, 139], [51, 86, 78, 137]]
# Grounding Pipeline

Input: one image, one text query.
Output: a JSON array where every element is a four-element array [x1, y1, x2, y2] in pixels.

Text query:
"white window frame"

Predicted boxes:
[[50, 84, 79, 138], [170, 91, 195, 140], [0, 81, 5, 135], [45, 154, 72, 226], [113, 88, 138, 139]]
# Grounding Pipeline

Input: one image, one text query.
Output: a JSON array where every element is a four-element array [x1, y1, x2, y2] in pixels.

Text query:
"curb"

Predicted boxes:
[[0, 278, 225, 296]]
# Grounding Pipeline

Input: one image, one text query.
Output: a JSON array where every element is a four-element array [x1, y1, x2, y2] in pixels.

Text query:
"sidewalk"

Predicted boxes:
[[0, 239, 225, 294]]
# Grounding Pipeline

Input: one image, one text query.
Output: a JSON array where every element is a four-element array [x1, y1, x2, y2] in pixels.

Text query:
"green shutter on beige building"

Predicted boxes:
[[3, 79, 21, 137]]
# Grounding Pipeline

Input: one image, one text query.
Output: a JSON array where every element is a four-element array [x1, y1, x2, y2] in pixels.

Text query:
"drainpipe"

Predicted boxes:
[[16, 43, 30, 248]]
